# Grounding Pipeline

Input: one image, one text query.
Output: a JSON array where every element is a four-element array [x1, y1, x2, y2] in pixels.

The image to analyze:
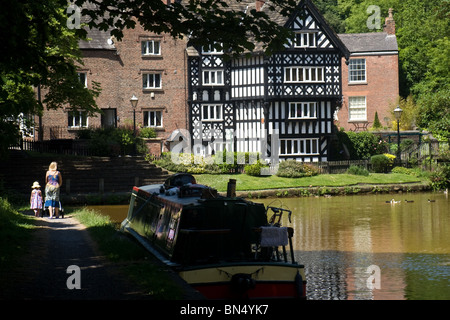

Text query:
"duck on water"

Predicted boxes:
[[120, 173, 306, 300]]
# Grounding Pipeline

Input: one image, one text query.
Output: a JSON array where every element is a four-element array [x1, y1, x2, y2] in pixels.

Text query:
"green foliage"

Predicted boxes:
[[153, 152, 264, 175], [347, 165, 370, 176], [429, 164, 450, 191], [139, 127, 157, 139], [79, 127, 137, 156], [391, 166, 418, 176], [372, 112, 382, 130], [340, 131, 387, 160], [416, 88, 450, 141], [370, 154, 392, 173], [244, 161, 268, 177], [276, 160, 320, 178]]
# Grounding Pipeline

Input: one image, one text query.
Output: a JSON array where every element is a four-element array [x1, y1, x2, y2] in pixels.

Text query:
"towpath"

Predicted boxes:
[[1, 214, 154, 300]]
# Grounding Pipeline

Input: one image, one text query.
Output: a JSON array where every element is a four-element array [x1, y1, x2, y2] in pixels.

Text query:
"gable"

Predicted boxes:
[[283, 0, 349, 58]]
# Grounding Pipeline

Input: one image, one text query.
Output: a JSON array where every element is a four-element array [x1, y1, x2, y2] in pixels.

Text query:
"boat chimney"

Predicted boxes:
[[227, 179, 236, 198]]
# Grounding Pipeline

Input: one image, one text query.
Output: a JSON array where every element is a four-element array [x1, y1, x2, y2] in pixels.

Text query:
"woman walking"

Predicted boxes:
[[44, 162, 62, 219]]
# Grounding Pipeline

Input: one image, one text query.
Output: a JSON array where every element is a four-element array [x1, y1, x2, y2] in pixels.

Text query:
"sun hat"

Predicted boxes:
[[32, 181, 41, 189]]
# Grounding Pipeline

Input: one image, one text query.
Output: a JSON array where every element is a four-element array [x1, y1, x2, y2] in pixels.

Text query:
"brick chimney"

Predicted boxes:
[[255, 0, 265, 11], [384, 8, 395, 35]]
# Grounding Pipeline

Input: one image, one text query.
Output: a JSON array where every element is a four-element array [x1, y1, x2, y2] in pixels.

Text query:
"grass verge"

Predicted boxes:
[[0, 198, 35, 275], [194, 173, 425, 192], [71, 207, 183, 299]]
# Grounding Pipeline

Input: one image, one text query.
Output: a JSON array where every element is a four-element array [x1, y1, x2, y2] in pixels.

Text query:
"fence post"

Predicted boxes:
[[99, 178, 104, 194]]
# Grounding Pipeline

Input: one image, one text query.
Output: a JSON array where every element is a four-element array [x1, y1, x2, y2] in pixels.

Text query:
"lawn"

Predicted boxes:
[[194, 173, 425, 192]]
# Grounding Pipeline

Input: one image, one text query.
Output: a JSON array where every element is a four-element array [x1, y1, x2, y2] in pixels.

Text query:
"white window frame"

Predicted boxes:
[[203, 69, 224, 85], [294, 32, 317, 48], [348, 58, 366, 83], [68, 110, 88, 128], [77, 72, 87, 88], [202, 42, 224, 55], [288, 102, 318, 119], [279, 138, 319, 156], [348, 96, 367, 121], [142, 73, 162, 89], [141, 40, 161, 56], [201, 104, 223, 121], [143, 110, 163, 128], [284, 67, 324, 83]]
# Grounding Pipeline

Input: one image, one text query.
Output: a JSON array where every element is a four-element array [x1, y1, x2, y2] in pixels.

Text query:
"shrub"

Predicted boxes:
[[276, 160, 320, 178], [391, 166, 417, 176], [336, 131, 387, 160], [139, 127, 157, 139], [370, 154, 392, 173], [429, 164, 450, 191], [244, 161, 267, 177], [347, 165, 370, 176]]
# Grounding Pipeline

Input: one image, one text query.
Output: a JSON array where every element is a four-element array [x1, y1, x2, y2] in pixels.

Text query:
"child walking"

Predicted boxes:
[[30, 181, 43, 217]]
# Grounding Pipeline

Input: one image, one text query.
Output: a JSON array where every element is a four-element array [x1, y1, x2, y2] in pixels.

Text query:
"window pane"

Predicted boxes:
[[143, 74, 148, 88], [155, 111, 162, 126], [154, 41, 160, 54]]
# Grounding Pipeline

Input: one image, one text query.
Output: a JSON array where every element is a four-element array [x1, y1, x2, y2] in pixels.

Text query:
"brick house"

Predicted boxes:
[[32, 1, 399, 158], [37, 18, 189, 155], [336, 9, 399, 132]]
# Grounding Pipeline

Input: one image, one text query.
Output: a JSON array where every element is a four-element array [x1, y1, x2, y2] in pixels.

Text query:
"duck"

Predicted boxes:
[[427, 199, 436, 203], [389, 199, 401, 204], [404, 200, 414, 203]]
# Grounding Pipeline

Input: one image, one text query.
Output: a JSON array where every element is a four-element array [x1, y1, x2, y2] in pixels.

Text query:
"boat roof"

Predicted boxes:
[[134, 184, 209, 207]]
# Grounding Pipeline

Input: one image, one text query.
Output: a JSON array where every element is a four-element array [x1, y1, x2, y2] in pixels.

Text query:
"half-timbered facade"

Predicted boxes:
[[187, 0, 349, 162]]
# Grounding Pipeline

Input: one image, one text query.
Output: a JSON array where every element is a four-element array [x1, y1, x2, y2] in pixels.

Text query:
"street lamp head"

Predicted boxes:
[[394, 106, 403, 121], [130, 95, 138, 108]]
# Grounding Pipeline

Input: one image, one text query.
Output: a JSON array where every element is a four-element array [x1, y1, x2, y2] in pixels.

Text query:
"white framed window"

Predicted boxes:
[[68, 111, 88, 128], [348, 96, 367, 121], [280, 138, 319, 156], [143, 110, 163, 127], [288, 102, 317, 119], [143, 73, 162, 89], [141, 40, 161, 56], [294, 32, 317, 48], [203, 70, 224, 85], [77, 72, 87, 88], [202, 104, 223, 121], [349, 59, 366, 83], [284, 67, 324, 83], [202, 43, 223, 54]]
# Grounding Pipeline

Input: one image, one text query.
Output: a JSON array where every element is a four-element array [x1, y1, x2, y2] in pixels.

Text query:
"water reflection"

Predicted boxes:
[[88, 191, 450, 300], [255, 192, 450, 300]]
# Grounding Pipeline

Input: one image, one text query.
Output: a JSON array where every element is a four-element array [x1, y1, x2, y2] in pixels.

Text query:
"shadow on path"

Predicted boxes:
[[1, 214, 151, 300]]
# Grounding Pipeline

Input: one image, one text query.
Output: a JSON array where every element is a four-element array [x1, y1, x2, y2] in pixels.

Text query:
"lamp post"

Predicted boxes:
[[130, 95, 138, 155], [394, 106, 403, 166]]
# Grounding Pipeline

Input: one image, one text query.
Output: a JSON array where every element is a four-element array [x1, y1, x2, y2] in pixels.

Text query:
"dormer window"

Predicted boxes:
[[294, 32, 317, 48], [202, 43, 224, 55]]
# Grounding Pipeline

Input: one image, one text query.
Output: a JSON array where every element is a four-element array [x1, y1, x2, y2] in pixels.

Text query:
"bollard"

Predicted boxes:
[[227, 179, 236, 198]]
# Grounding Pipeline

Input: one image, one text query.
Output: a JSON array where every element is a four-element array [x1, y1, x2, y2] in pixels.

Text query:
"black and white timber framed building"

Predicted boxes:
[[186, 0, 350, 163]]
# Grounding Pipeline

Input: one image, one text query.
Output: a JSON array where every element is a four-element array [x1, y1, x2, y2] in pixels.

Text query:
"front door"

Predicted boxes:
[[101, 109, 117, 128]]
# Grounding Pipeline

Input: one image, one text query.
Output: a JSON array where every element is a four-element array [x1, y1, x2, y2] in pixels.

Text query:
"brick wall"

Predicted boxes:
[[39, 23, 189, 150], [337, 54, 399, 132]]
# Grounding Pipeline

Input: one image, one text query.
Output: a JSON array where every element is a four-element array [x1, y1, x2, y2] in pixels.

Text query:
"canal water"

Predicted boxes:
[[88, 191, 450, 300]]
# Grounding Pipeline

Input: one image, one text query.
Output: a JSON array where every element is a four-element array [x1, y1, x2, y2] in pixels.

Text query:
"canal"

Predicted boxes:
[[87, 191, 450, 300]]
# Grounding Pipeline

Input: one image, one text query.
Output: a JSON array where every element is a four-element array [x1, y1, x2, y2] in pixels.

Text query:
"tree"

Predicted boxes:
[[0, 0, 300, 158], [0, 0, 101, 158], [74, 0, 299, 56]]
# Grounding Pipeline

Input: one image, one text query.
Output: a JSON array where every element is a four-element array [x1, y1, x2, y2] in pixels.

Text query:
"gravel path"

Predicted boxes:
[[1, 214, 152, 300]]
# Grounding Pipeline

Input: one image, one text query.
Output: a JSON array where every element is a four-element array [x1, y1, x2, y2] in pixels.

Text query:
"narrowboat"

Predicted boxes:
[[120, 173, 306, 299]]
